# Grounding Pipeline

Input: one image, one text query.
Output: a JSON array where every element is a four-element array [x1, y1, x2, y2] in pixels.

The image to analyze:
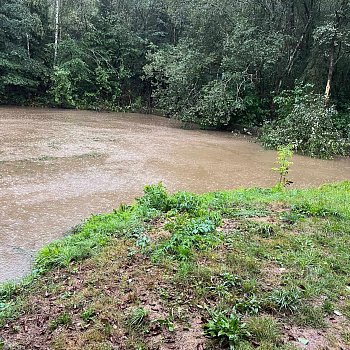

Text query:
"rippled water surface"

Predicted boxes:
[[1, 107, 349, 282]]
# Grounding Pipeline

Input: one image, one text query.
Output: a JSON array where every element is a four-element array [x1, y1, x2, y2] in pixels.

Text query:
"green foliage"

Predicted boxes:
[[294, 305, 326, 328], [49, 38, 127, 109], [81, 308, 96, 323], [144, 41, 214, 121], [334, 110, 350, 140], [238, 221, 278, 238], [128, 307, 149, 329], [144, 40, 268, 128], [0, 282, 18, 303], [234, 295, 261, 316], [0, 301, 17, 327], [261, 86, 347, 159], [0, 0, 48, 104], [279, 211, 304, 225], [1, 0, 350, 142], [204, 309, 249, 349], [168, 191, 201, 213], [208, 273, 241, 298], [272, 145, 294, 189], [135, 234, 151, 250], [144, 13, 283, 128], [291, 203, 342, 218], [48, 312, 72, 331], [0, 275, 36, 327], [153, 212, 222, 261], [220, 273, 240, 289], [152, 317, 175, 332], [35, 203, 151, 271], [50, 66, 75, 107], [139, 183, 169, 212], [246, 316, 280, 345], [269, 287, 302, 313]]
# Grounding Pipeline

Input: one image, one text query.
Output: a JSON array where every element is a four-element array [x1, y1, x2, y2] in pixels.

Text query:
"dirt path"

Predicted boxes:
[[1, 107, 349, 282]]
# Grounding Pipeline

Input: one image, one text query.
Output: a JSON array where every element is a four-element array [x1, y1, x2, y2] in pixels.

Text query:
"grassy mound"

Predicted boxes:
[[1, 182, 350, 349]]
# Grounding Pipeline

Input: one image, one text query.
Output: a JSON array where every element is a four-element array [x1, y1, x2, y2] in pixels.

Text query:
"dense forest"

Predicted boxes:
[[1, 0, 350, 158]]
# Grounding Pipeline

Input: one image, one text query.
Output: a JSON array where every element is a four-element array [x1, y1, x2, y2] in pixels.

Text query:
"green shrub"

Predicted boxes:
[[334, 110, 350, 140], [260, 85, 347, 159], [272, 145, 293, 189], [138, 183, 169, 212], [50, 66, 75, 107]]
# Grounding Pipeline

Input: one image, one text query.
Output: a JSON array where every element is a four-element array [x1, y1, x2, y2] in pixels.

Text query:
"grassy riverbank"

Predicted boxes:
[[1, 182, 350, 349]]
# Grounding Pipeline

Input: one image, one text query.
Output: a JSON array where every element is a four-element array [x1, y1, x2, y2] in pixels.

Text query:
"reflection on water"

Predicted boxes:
[[1, 107, 349, 282]]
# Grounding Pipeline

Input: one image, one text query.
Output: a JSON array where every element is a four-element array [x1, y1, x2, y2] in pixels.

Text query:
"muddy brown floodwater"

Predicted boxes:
[[0, 107, 349, 282]]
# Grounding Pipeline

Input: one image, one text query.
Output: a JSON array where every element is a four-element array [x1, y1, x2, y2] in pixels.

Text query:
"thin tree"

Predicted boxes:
[[324, 0, 348, 102], [54, 0, 60, 66]]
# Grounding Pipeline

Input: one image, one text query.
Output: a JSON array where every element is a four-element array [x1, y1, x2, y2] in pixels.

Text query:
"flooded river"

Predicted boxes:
[[1, 107, 349, 282]]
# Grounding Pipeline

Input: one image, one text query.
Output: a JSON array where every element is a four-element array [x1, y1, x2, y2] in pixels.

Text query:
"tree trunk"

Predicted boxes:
[[277, 16, 312, 91], [26, 33, 31, 58], [290, 0, 295, 33], [325, 43, 335, 102], [324, 1, 346, 103], [54, 0, 60, 66]]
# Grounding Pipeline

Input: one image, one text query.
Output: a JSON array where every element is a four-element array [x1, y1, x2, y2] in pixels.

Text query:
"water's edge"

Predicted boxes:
[[1, 107, 349, 282]]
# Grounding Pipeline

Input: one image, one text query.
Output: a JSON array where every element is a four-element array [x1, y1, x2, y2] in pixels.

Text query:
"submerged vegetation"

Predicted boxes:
[[1, 181, 350, 349]]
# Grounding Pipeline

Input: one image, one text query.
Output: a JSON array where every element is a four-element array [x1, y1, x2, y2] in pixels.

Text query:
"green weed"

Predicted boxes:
[[49, 312, 72, 331], [138, 183, 169, 212], [207, 273, 241, 298], [234, 295, 261, 315], [0, 301, 18, 327], [152, 212, 222, 261], [204, 309, 250, 349], [238, 220, 279, 238], [152, 317, 175, 332], [279, 211, 303, 225], [293, 305, 326, 328], [272, 145, 294, 189], [128, 307, 149, 329], [246, 316, 280, 345], [81, 308, 96, 323], [169, 191, 201, 212], [292, 203, 342, 218], [269, 287, 302, 313]]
